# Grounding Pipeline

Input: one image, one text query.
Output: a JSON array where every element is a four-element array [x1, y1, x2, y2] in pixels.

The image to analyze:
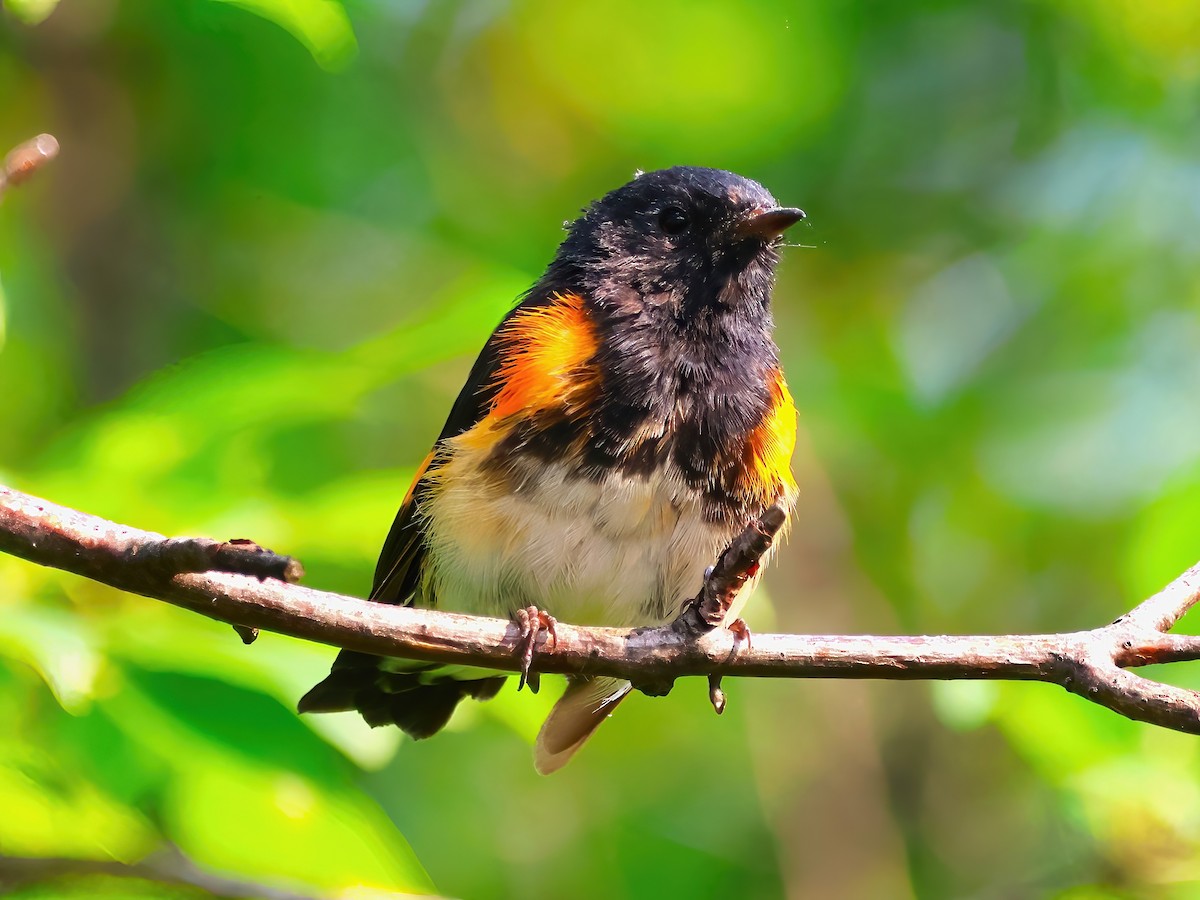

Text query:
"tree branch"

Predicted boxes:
[[0, 133, 58, 202], [0, 847, 323, 900], [3, 483, 1200, 733]]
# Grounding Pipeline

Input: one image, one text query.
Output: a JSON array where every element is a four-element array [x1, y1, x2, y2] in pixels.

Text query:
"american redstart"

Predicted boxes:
[[300, 167, 803, 773]]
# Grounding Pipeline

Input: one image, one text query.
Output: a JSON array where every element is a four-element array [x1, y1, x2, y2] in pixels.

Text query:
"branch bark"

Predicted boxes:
[[3, 483, 1200, 734], [0, 133, 58, 202], [0, 847, 323, 900]]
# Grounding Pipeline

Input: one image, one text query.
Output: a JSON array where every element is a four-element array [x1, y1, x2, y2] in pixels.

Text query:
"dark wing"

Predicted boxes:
[[364, 288, 561, 605], [297, 301, 528, 724], [367, 332, 504, 606]]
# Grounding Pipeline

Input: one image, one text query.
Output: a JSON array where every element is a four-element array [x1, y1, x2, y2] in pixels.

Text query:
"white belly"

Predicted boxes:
[[418, 457, 740, 627]]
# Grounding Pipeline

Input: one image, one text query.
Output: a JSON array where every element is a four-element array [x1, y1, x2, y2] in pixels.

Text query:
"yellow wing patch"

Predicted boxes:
[[401, 449, 436, 507], [743, 370, 798, 506]]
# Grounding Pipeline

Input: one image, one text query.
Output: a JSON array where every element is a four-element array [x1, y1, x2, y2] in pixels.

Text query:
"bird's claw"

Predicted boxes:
[[514, 605, 557, 692], [727, 617, 752, 653], [706, 619, 751, 714]]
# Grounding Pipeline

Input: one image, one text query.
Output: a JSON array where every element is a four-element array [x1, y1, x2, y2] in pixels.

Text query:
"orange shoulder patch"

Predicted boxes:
[[744, 369, 798, 505], [488, 292, 599, 421]]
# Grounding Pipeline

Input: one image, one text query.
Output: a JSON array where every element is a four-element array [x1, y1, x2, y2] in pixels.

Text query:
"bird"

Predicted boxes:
[[299, 166, 804, 773]]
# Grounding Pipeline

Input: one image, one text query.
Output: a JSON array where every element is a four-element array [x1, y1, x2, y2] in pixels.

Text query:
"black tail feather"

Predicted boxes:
[[298, 666, 506, 740]]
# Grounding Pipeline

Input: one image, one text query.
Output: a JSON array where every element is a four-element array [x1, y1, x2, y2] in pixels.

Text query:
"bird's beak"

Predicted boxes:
[[734, 206, 806, 240]]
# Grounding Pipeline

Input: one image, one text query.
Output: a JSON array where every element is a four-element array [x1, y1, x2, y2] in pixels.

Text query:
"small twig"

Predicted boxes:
[[0, 133, 59, 202], [708, 673, 727, 714], [0, 846, 322, 900], [0, 487, 303, 588], [233, 623, 261, 644], [1114, 562, 1200, 634], [3, 483, 1200, 735], [142, 536, 305, 583]]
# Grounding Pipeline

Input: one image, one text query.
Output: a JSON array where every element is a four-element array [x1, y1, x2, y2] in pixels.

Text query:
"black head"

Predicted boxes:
[[549, 166, 804, 319]]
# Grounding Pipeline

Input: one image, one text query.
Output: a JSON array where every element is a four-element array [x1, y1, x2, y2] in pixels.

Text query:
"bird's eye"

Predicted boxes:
[[658, 206, 690, 235]]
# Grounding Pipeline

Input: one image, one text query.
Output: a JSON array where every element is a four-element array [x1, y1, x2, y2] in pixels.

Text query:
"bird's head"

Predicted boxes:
[[554, 166, 805, 320]]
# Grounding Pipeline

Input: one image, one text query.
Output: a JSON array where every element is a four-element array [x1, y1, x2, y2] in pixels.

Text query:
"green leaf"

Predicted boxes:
[[210, 0, 358, 71], [166, 763, 433, 895], [100, 671, 435, 894], [0, 738, 156, 860], [2, 0, 60, 26], [0, 605, 102, 714], [103, 603, 401, 768]]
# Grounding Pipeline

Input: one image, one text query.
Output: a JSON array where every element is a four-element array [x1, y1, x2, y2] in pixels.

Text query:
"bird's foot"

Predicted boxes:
[[727, 617, 753, 654], [704, 619, 752, 715], [513, 605, 557, 692]]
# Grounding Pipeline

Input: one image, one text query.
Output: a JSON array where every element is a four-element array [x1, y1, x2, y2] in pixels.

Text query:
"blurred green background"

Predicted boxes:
[[2, 0, 1200, 897]]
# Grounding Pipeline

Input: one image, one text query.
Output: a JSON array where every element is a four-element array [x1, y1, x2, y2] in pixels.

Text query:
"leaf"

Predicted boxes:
[[0, 737, 156, 860], [2, 0, 60, 26], [102, 604, 402, 769], [210, 0, 358, 71], [100, 670, 435, 894], [0, 605, 102, 713], [166, 764, 434, 896]]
